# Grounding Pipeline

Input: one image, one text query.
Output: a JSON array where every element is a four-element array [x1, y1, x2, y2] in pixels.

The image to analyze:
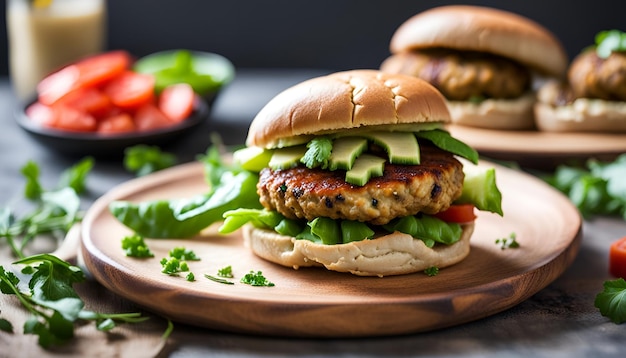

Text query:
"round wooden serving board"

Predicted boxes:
[[447, 124, 626, 169], [80, 161, 582, 337]]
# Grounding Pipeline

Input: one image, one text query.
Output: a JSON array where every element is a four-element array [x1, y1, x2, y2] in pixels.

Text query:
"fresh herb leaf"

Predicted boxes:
[[0, 318, 13, 333], [424, 266, 439, 276], [495, 232, 520, 250], [240, 270, 274, 287], [57, 157, 94, 194], [121, 234, 154, 258], [301, 137, 333, 169], [123, 145, 177, 177], [595, 29, 626, 59], [21, 161, 43, 200], [595, 278, 626, 324], [160, 257, 183, 275], [0, 255, 149, 348], [415, 129, 479, 164], [186, 272, 195, 282]]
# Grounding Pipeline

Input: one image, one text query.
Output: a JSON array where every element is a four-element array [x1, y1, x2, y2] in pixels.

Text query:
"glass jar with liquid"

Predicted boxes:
[[6, 0, 107, 102]]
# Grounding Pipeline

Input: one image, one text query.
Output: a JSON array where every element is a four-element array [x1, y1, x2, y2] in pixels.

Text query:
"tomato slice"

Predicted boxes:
[[434, 204, 477, 223], [25, 102, 56, 127], [98, 113, 136, 134], [56, 87, 113, 119], [134, 103, 174, 131], [104, 71, 156, 110], [158, 83, 195, 122], [610, 237, 626, 279], [50, 105, 97, 132], [36, 50, 132, 105]]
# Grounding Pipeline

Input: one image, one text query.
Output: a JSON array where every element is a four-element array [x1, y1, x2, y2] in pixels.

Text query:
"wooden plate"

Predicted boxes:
[[447, 124, 626, 169], [80, 161, 582, 337]]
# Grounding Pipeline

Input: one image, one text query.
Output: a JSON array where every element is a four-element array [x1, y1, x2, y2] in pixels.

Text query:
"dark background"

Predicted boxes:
[[0, 0, 623, 74]]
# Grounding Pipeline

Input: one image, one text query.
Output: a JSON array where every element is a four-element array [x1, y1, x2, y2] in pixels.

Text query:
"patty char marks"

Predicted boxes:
[[257, 146, 464, 225]]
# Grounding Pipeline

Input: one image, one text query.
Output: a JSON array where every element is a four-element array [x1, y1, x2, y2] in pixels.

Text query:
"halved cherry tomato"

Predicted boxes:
[[610, 237, 626, 279], [104, 71, 155, 110], [49, 105, 97, 132], [56, 87, 113, 119], [98, 113, 135, 134], [434, 204, 477, 223], [134, 103, 174, 131], [25, 102, 56, 127], [36, 50, 132, 105], [158, 83, 195, 122]]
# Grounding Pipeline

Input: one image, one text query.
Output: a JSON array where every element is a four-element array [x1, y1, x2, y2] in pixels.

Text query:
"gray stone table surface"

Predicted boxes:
[[0, 70, 624, 357]]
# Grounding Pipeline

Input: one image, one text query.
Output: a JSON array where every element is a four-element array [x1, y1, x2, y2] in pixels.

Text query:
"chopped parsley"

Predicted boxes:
[[121, 234, 154, 258], [240, 270, 275, 287], [424, 266, 439, 277], [217, 265, 234, 278], [495, 232, 520, 250], [168, 247, 200, 261]]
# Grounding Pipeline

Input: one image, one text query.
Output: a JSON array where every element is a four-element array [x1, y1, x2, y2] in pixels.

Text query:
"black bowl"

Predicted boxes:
[[16, 97, 211, 159]]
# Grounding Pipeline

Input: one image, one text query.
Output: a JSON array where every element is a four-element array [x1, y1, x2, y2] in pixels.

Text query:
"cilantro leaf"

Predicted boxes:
[[300, 137, 333, 169], [595, 278, 626, 324]]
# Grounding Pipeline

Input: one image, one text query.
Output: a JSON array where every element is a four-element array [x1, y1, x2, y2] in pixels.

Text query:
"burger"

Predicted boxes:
[[379, 5, 568, 130], [221, 69, 502, 277], [535, 29, 626, 132]]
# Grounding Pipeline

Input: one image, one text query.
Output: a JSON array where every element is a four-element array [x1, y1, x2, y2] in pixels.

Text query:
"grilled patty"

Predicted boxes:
[[568, 50, 626, 102], [257, 145, 464, 225], [381, 49, 531, 101]]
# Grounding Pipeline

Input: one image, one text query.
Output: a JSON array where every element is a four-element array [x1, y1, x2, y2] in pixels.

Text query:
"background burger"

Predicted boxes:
[[379, 5, 568, 130], [535, 29, 626, 132], [220, 69, 503, 277]]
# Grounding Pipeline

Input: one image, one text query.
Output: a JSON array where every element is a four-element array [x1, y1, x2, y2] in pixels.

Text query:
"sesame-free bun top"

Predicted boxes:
[[389, 5, 568, 77], [246, 69, 451, 148]]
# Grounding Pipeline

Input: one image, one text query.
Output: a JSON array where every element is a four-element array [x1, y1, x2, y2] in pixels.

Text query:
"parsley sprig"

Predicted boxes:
[[595, 278, 626, 324], [1, 158, 93, 259], [0, 254, 149, 348]]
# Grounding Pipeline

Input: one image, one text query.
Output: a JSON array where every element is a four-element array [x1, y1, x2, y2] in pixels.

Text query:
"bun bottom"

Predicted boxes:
[[534, 101, 626, 132], [242, 223, 475, 277], [447, 93, 536, 130]]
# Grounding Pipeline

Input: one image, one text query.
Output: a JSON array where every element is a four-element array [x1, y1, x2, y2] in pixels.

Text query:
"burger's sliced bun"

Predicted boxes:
[[535, 81, 626, 132], [242, 223, 474, 277], [246, 70, 451, 148], [389, 5, 568, 77], [448, 93, 536, 130]]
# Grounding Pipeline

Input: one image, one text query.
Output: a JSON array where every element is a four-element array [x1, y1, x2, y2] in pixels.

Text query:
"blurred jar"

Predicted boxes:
[[6, 0, 107, 102]]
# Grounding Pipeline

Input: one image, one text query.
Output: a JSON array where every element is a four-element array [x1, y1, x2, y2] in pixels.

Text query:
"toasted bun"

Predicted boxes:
[[242, 223, 474, 277], [246, 69, 451, 148], [534, 80, 626, 132], [389, 5, 567, 77], [448, 92, 536, 130]]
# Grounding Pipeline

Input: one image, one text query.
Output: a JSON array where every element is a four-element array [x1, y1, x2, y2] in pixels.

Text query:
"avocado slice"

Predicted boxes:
[[345, 154, 386, 186], [363, 131, 420, 165], [329, 137, 368, 170], [268, 146, 307, 170]]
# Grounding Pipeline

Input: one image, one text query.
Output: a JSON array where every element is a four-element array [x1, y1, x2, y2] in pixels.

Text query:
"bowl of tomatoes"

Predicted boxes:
[[16, 50, 233, 157]]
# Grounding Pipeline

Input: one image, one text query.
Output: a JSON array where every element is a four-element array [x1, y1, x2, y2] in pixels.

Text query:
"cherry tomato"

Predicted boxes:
[[158, 83, 195, 122], [97, 113, 136, 134], [134, 104, 174, 131], [25, 102, 56, 127], [434, 204, 477, 223], [104, 71, 155, 110], [610, 236, 626, 279]]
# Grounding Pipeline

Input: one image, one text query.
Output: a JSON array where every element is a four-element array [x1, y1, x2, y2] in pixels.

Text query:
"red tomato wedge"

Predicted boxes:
[[98, 113, 136, 134], [134, 103, 174, 131], [25, 102, 56, 127], [610, 237, 626, 279], [50, 105, 97, 132], [434, 204, 477, 223], [56, 87, 113, 119], [158, 83, 195, 122], [36, 50, 132, 105], [104, 71, 155, 110]]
